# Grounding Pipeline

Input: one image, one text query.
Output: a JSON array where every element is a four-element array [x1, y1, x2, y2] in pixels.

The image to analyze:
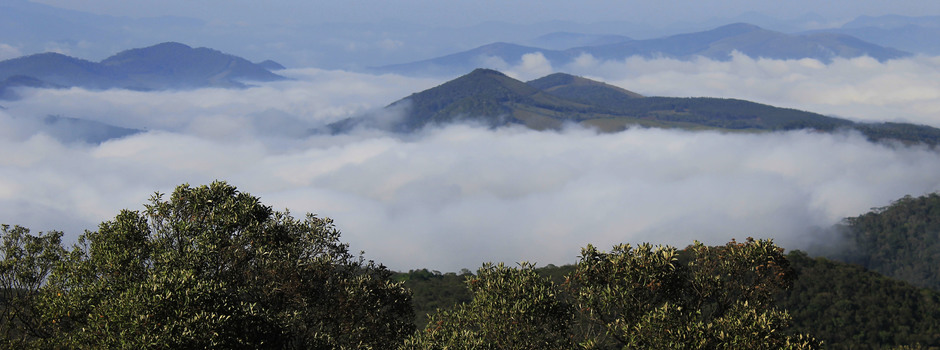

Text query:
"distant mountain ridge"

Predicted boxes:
[[335, 68, 940, 146], [373, 23, 909, 76], [0, 42, 285, 95], [810, 15, 940, 56]]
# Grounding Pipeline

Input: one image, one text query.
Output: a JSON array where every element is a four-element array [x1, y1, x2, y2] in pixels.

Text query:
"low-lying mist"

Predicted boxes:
[[2, 55, 940, 271]]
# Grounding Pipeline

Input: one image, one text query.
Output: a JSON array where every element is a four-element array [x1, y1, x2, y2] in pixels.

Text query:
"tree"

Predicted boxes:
[[408, 239, 819, 349], [4, 181, 414, 349], [567, 238, 819, 349], [403, 262, 574, 349], [0, 225, 66, 348]]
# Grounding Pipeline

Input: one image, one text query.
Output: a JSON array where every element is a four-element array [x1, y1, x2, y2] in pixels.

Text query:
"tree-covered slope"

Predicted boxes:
[[832, 193, 940, 290], [355, 69, 940, 146], [780, 251, 940, 349], [385, 68, 595, 131]]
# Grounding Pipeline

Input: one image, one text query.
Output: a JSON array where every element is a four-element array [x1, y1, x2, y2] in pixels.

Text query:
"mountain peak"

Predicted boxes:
[[146, 41, 193, 51], [384, 69, 579, 131], [527, 72, 643, 102], [467, 67, 507, 76], [714, 22, 764, 33]]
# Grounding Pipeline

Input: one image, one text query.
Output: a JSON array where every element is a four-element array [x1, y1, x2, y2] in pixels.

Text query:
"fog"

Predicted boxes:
[[2, 56, 940, 271]]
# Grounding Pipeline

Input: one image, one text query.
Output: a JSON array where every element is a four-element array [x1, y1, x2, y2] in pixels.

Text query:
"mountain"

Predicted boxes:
[[0, 75, 56, 100], [583, 23, 907, 62], [387, 68, 599, 131], [524, 32, 632, 50], [337, 69, 940, 146], [5, 114, 143, 144], [810, 15, 940, 56], [373, 23, 909, 76], [828, 193, 940, 290], [527, 72, 643, 109], [0, 42, 285, 94], [0, 53, 119, 89], [38, 115, 143, 144], [779, 251, 940, 349], [373, 42, 575, 77], [256, 60, 287, 71], [98, 42, 284, 89]]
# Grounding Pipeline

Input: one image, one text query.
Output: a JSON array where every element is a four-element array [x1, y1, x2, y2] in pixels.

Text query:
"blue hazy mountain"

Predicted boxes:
[[39, 115, 143, 144], [372, 42, 575, 77], [373, 23, 909, 76], [0, 75, 58, 101], [525, 32, 632, 50], [3, 114, 143, 145], [256, 60, 287, 71], [0, 42, 285, 94], [810, 15, 940, 55]]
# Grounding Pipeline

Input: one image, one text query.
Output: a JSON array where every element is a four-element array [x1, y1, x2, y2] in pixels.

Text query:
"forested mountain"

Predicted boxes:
[[373, 23, 909, 76], [831, 193, 940, 290], [0, 42, 285, 94], [335, 68, 940, 146], [780, 251, 940, 349]]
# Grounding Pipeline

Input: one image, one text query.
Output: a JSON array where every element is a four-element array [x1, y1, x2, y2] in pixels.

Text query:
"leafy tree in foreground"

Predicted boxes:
[[0, 225, 66, 348], [402, 262, 574, 349], [3, 181, 414, 349], [408, 238, 819, 349], [567, 239, 818, 349]]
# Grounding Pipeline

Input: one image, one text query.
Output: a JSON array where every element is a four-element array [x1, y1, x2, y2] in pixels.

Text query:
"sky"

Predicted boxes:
[[3, 1, 940, 271], [28, 0, 940, 27]]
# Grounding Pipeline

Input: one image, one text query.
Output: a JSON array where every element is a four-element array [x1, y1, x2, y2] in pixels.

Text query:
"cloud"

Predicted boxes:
[[4, 59, 940, 272], [0, 43, 21, 61], [541, 52, 940, 127], [504, 52, 554, 81]]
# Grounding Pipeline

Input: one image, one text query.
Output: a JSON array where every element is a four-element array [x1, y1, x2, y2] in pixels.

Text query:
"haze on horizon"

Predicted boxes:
[[27, 0, 940, 27], [3, 1, 940, 271]]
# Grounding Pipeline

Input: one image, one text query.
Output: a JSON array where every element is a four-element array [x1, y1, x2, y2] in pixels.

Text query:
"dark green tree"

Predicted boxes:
[[0, 225, 66, 348], [403, 262, 574, 349], [5, 181, 414, 349], [567, 239, 817, 349]]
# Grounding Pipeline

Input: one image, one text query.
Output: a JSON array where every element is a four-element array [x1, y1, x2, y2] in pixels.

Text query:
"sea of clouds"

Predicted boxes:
[[2, 54, 940, 271]]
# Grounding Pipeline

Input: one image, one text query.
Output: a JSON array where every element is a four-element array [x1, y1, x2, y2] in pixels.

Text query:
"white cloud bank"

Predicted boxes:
[[545, 52, 940, 127], [2, 58, 940, 271]]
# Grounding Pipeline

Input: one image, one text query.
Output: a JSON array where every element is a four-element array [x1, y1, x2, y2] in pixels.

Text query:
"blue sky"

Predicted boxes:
[[30, 0, 940, 27]]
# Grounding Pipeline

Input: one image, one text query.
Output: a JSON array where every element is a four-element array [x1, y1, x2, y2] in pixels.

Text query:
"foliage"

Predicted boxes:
[[835, 193, 940, 289], [402, 262, 574, 349], [567, 239, 817, 349], [780, 251, 940, 349], [0, 225, 66, 348], [408, 239, 818, 349], [395, 269, 473, 329], [3, 181, 414, 349]]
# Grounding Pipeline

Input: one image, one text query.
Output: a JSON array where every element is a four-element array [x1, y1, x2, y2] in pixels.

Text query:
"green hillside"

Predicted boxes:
[[368, 69, 940, 146], [781, 251, 940, 349], [832, 193, 940, 290]]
